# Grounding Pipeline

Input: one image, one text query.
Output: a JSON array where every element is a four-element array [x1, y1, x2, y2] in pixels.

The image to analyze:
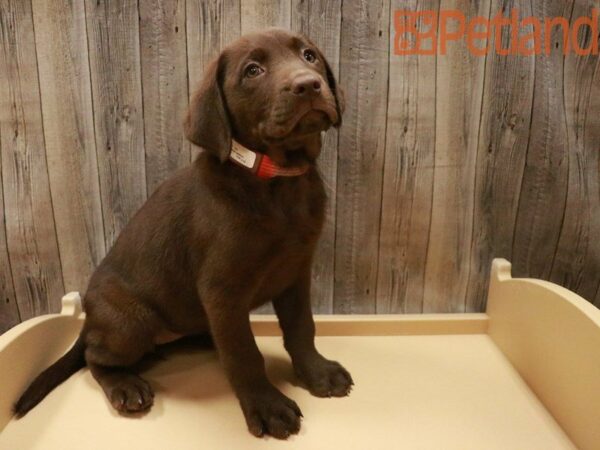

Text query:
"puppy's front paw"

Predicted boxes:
[[296, 357, 353, 398], [239, 387, 302, 439]]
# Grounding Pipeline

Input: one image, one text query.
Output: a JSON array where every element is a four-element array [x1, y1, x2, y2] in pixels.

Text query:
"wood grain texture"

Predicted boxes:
[[465, 0, 535, 312], [291, 0, 341, 314], [186, 0, 241, 90], [186, 0, 241, 161], [0, 0, 65, 319], [550, 0, 600, 305], [423, 0, 490, 312], [140, 0, 191, 195], [512, 0, 572, 281], [590, 57, 600, 308], [85, 0, 147, 249], [240, 0, 291, 34], [377, 0, 438, 314], [0, 128, 20, 333], [31, 0, 106, 293], [334, 0, 390, 314]]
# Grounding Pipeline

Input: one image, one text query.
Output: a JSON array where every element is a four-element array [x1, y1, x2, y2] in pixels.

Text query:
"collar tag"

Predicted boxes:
[[230, 141, 258, 169], [228, 140, 309, 179]]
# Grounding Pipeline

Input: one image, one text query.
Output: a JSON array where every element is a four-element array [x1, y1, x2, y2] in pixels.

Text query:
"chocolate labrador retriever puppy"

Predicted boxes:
[[14, 28, 352, 439]]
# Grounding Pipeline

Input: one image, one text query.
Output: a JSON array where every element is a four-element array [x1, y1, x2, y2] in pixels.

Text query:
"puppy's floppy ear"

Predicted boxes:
[[317, 49, 345, 127], [184, 54, 231, 162]]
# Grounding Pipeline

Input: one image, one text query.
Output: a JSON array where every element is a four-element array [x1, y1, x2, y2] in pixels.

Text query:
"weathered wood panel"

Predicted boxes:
[[85, 0, 147, 248], [0, 0, 65, 320], [241, 0, 291, 33], [140, 0, 191, 195], [377, 0, 438, 314], [465, 0, 535, 312], [186, 0, 241, 161], [550, 0, 600, 304], [1, 0, 600, 331], [31, 0, 106, 293], [588, 56, 600, 308], [512, 0, 572, 281], [0, 132, 20, 333], [335, 0, 390, 313], [422, 0, 491, 312], [291, 0, 341, 314]]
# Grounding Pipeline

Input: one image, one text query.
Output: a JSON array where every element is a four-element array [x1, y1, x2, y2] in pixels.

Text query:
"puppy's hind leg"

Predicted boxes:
[[85, 330, 155, 413], [83, 290, 158, 414], [87, 362, 155, 414], [85, 330, 154, 413]]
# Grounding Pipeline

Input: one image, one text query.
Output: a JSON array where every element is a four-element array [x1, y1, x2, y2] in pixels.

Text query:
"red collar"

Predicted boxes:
[[228, 141, 309, 179]]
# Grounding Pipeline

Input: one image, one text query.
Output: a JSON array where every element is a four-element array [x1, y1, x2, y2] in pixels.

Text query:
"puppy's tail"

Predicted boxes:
[[13, 335, 86, 417]]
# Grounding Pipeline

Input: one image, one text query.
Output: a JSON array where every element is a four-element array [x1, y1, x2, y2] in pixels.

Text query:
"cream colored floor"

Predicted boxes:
[[0, 334, 574, 450]]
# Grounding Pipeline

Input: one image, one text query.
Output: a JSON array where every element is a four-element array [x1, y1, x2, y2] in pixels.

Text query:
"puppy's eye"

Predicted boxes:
[[303, 49, 317, 63], [244, 63, 264, 78]]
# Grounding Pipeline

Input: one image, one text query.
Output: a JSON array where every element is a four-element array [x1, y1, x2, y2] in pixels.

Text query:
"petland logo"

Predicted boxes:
[[394, 8, 599, 56]]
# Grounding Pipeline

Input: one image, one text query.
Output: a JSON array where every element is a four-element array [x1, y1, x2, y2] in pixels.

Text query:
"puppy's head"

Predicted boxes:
[[185, 28, 344, 166]]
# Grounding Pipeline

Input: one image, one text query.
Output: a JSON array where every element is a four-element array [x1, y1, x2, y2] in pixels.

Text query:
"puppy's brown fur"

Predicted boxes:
[[15, 28, 352, 439]]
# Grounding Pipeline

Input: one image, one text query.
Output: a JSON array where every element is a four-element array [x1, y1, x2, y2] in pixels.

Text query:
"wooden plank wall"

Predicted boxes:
[[0, 0, 599, 332]]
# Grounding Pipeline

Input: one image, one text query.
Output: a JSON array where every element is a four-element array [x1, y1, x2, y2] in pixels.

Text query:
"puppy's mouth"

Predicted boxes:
[[292, 110, 330, 134], [262, 100, 338, 141]]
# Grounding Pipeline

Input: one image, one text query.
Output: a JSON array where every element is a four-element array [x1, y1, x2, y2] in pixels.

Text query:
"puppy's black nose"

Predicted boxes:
[[291, 74, 321, 96]]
